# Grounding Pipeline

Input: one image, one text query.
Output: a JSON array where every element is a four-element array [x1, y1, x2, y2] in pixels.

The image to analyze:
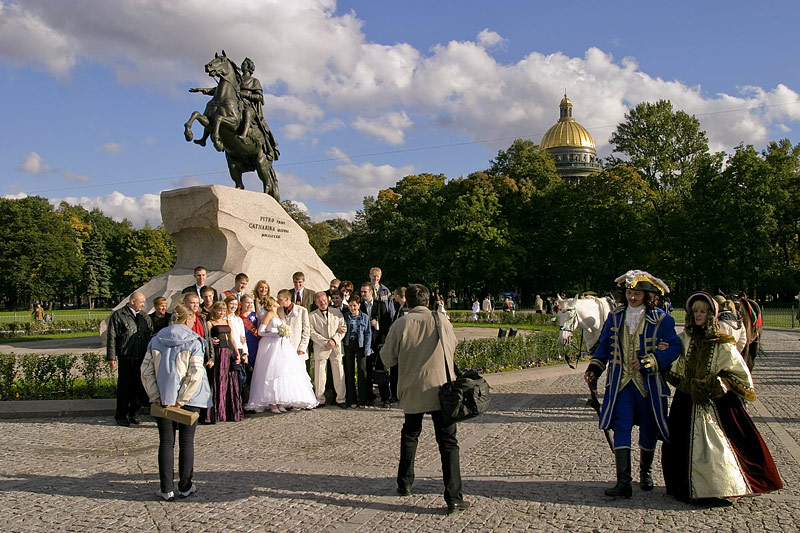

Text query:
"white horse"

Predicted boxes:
[[555, 295, 613, 366]]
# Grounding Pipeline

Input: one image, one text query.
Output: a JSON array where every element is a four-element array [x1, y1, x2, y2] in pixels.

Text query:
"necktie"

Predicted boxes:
[[295, 291, 301, 304]]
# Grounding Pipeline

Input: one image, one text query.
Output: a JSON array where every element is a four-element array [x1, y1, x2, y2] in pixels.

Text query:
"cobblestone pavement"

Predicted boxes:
[[1, 331, 798, 532]]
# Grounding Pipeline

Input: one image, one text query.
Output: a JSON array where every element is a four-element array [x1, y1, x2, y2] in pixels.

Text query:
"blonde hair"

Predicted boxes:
[[691, 299, 710, 313], [369, 267, 382, 276], [170, 304, 194, 324], [210, 301, 227, 319]]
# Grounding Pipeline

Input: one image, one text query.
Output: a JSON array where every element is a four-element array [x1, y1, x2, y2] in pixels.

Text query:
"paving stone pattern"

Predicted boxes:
[[1, 332, 799, 532]]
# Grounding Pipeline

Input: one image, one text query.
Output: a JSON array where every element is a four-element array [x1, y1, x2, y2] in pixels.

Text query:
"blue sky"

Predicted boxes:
[[2, 0, 799, 227]]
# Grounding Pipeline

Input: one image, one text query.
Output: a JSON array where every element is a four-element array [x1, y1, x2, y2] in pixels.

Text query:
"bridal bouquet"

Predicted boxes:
[[277, 323, 291, 338]]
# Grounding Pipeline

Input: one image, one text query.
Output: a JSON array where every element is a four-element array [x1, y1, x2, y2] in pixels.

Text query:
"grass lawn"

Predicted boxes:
[[0, 309, 112, 322], [0, 332, 99, 343]]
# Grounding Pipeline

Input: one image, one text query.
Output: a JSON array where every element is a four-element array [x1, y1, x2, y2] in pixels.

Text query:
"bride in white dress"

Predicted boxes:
[[246, 297, 318, 413]]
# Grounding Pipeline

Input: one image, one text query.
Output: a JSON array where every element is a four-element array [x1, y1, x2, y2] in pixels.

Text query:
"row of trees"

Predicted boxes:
[[0, 197, 175, 310], [322, 100, 800, 304], [4, 99, 798, 309]]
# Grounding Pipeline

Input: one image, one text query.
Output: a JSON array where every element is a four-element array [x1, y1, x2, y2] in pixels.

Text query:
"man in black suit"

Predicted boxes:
[[181, 266, 221, 301], [289, 271, 316, 310], [360, 283, 392, 407]]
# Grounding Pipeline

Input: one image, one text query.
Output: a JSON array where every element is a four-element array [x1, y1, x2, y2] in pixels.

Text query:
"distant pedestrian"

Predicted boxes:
[[534, 295, 544, 314], [107, 291, 153, 427], [471, 298, 479, 321]]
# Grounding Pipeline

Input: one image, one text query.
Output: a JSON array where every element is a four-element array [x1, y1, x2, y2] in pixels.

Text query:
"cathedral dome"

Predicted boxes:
[[540, 94, 596, 149]]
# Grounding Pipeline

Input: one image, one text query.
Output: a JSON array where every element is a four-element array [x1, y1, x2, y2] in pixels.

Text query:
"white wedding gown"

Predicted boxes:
[[246, 317, 318, 411]]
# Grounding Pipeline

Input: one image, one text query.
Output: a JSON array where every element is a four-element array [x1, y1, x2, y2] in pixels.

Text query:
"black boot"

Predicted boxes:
[[604, 448, 632, 498], [640, 449, 655, 491]]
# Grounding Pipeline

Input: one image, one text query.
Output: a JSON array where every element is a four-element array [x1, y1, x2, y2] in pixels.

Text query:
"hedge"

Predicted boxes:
[[448, 311, 555, 327], [455, 330, 564, 372], [0, 353, 116, 400], [0, 319, 103, 338], [0, 330, 569, 400]]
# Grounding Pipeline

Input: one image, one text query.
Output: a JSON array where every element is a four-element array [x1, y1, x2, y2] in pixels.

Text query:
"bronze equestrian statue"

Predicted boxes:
[[184, 51, 280, 200]]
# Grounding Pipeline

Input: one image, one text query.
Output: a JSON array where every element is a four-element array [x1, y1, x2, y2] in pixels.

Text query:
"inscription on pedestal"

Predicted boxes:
[[249, 215, 289, 239]]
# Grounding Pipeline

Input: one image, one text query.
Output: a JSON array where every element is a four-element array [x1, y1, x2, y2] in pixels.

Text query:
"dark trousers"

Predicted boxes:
[[343, 343, 362, 406], [398, 410, 463, 504], [389, 364, 399, 401], [366, 349, 390, 403], [115, 357, 146, 420], [156, 406, 200, 493]]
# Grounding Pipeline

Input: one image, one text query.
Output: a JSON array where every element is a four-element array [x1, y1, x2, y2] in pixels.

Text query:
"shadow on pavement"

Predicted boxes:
[[0, 469, 697, 511]]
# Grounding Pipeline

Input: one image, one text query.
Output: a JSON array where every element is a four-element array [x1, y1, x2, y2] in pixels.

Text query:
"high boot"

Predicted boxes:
[[604, 448, 632, 498], [640, 449, 655, 491]]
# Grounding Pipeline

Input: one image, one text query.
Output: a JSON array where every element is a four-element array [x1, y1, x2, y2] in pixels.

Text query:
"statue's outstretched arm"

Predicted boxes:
[[189, 87, 216, 96]]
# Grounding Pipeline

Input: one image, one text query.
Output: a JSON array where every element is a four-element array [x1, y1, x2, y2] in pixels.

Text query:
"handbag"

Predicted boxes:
[[433, 310, 491, 425]]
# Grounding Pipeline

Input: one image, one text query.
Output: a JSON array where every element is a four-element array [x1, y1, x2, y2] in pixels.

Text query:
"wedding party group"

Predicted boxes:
[[106, 266, 784, 511]]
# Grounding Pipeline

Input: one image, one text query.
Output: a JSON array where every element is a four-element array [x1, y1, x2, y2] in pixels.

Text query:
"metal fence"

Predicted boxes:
[[0, 310, 109, 323]]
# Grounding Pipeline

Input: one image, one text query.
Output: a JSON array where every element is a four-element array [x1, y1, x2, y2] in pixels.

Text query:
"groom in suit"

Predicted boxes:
[[309, 291, 347, 407], [276, 289, 311, 366]]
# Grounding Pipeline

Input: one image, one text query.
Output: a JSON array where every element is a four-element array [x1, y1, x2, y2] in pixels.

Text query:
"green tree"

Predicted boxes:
[[0, 196, 83, 308], [82, 229, 112, 309], [609, 100, 709, 197], [118, 225, 176, 294]]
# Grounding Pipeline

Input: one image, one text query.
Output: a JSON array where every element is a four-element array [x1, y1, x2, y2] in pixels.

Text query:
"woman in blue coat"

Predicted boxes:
[[584, 270, 681, 498], [341, 294, 373, 407]]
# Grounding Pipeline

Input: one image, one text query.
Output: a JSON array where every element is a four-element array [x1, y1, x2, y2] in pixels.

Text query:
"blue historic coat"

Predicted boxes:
[[589, 305, 681, 443]]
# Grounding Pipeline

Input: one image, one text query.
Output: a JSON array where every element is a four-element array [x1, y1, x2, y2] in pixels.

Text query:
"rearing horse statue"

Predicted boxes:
[[184, 51, 280, 200]]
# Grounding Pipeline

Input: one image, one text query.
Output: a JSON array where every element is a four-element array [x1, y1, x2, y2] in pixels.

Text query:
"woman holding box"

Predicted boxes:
[[141, 304, 213, 502]]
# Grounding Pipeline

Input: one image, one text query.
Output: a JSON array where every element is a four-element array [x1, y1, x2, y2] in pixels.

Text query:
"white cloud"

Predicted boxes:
[[324, 146, 350, 162], [18, 151, 51, 174], [1, 1, 797, 158], [98, 142, 124, 155], [279, 160, 415, 209], [3, 192, 29, 200], [60, 171, 91, 183], [312, 210, 357, 222], [352, 111, 413, 145], [176, 175, 205, 188], [476, 29, 506, 49], [49, 191, 162, 228]]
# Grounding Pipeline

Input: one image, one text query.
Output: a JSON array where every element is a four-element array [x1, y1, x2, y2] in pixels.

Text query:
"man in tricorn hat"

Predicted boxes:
[[584, 270, 681, 498]]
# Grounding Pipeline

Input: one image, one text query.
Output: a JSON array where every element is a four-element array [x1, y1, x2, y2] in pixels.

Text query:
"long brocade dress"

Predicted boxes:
[[661, 331, 782, 501], [203, 323, 244, 423]]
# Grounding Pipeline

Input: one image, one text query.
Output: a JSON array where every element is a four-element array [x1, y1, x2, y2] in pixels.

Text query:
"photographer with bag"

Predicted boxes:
[[141, 304, 213, 502], [380, 284, 469, 515]]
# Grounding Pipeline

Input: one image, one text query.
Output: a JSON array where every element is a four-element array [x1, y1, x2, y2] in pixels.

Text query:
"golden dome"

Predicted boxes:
[[540, 93, 596, 150]]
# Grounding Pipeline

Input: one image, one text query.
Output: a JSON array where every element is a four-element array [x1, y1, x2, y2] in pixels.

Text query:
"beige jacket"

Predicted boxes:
[[309, 308, 345, 360], [381, 307, 458, 414], [279, 304, 310, 359]]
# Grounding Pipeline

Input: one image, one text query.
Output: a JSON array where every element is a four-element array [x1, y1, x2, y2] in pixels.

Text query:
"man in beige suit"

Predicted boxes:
[[309, 291, 347, 407], [381, 284, 468, 515], [276, 289, 310, 362]]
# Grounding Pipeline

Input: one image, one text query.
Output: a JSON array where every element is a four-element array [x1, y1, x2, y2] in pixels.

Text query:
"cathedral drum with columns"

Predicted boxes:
[[541, 93, 603, 183]]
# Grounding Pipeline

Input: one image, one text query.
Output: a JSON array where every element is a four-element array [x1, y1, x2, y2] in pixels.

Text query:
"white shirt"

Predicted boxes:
[[227, 313, 247, 354]]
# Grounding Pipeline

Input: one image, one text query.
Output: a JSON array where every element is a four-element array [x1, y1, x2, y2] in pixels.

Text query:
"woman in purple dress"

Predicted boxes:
[[204, 301, 244, 423]]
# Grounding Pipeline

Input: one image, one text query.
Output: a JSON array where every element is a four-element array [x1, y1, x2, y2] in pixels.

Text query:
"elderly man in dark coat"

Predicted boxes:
[[107, 291, 153, 426]]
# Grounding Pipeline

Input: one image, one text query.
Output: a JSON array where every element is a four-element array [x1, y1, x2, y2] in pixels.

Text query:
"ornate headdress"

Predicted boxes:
[[614, 270, 670, 295]]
